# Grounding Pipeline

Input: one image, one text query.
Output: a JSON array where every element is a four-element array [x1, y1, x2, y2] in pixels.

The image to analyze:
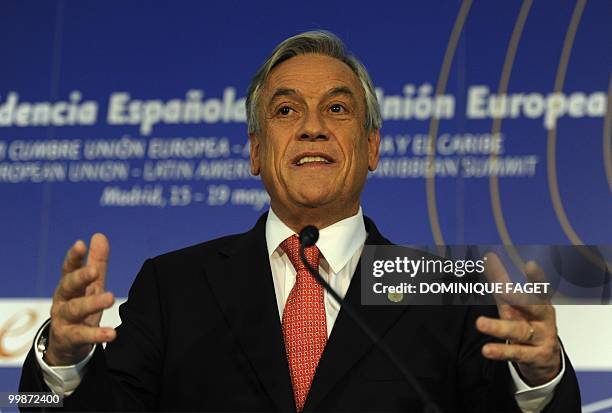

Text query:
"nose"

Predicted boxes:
[[298, 111, 329, 141]]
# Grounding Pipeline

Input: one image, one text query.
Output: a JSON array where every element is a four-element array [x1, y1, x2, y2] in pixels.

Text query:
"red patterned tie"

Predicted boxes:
[[280, 235, 327, 412]]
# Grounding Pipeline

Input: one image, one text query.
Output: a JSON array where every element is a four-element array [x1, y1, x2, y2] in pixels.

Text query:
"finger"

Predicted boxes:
[[483, 252, 516, 308], [524, 260, 552, 301], [476, 316, 537, 343], [524, 260, 546, 283], [484, 253, 536, 308], [86, 233, 110, 287], [483, 252, 511, 284], [63, 325, 117, 346], [494, 296, 550, 321], [57, 292, 115, 323], [505, 303, 556, 327], [490, 262, 551, 320], [511, 303, 552, 319], [481, 342, 540, 365], [56, 266, 98, 300], [61, 240, 87, 277], [497, 303, 524, 320]]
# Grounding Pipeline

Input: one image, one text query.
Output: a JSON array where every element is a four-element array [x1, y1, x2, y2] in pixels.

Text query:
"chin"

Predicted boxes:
[[292, 192, 337, 209]]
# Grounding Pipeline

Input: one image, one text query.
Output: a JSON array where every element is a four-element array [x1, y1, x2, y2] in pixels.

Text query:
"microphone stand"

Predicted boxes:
[[299, 227, 442, 413]]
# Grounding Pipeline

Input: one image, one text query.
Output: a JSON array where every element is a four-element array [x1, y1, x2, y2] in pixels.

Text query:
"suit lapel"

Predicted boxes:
[[303, 217, 410, 412], [205, 213, 295, 412]]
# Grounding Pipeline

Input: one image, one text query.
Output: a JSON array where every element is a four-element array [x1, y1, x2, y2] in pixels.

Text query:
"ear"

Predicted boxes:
[[367, 129, 381, 171], [248, 132, 261, 175]]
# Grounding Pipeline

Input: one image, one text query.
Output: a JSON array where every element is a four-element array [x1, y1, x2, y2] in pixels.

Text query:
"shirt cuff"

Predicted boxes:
[[34, 319, 96, 396], [509, 344, 566, 413]]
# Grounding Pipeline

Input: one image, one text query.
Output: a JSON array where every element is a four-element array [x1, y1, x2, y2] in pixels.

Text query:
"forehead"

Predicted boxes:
[[263, 54, 364, 101]]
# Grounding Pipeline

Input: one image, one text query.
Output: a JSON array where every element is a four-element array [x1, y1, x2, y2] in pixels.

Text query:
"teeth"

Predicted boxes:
[[297, 156, 330, 165]]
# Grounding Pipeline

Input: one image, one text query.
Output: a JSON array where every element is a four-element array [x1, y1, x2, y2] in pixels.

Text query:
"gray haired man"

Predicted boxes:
[[20, 31, 580, 412]]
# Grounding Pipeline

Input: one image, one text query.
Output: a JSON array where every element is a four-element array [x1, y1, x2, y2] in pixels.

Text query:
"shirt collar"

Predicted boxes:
[[265, 207, 367, 274]]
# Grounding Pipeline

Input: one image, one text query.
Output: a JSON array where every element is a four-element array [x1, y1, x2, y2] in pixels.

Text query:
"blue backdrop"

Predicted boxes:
[[1, 0, 610, 410]]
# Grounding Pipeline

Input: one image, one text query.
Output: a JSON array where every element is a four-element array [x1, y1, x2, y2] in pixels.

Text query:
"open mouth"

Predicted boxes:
[[292, 153, 335, 167]]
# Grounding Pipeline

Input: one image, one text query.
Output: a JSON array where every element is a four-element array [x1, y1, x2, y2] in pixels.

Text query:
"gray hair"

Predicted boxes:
[[246, 30, 382, 134]]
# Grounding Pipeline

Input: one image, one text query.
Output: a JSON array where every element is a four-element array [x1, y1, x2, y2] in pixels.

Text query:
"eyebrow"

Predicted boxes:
[[268, 88, 299, 104], [324, 86, 355, 101], [267, 86, 356, 105]]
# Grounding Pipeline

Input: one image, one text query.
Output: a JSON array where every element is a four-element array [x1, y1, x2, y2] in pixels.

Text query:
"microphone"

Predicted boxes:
[[299, 225, 319, 249], [298, 226, 442, 413]]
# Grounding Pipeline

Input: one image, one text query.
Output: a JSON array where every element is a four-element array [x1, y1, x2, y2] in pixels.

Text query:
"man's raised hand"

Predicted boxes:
[[476, 253, 562, 386], [45, 233, 116, 366]]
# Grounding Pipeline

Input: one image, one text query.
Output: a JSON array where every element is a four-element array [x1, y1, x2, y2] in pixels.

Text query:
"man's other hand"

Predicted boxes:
[[45, 233, 116, 366], [476, 253, 562, 386]]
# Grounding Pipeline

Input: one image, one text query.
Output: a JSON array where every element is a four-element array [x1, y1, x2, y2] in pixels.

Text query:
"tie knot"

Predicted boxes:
[[280, 234, 320, 272]]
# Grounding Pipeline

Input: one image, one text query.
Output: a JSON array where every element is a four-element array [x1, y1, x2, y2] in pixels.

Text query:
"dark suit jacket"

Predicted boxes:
[[20, 213, 581, 412]]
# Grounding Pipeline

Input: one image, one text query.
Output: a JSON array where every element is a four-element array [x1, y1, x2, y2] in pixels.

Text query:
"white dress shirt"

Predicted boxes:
[[36, 207, 564, 412], [265, 206, 367, 335]]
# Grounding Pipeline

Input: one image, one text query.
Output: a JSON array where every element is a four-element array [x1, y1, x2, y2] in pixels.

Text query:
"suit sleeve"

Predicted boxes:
[[19, 346, 53, 394], [541, 346, 581, 413], [455, 305, 521, 412], [19, 258, 166, 411]]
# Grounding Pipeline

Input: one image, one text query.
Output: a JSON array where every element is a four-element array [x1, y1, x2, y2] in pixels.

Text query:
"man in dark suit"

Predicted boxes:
[[20, 30, 580, 412]]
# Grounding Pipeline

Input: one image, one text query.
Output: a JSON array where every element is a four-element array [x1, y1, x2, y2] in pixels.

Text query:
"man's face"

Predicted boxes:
[[249, 54, 380, 216]]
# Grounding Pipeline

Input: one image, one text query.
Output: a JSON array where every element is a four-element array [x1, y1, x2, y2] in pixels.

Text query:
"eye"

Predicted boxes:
[[277, 106, 293, 116], [329, 103, 346, 113]]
